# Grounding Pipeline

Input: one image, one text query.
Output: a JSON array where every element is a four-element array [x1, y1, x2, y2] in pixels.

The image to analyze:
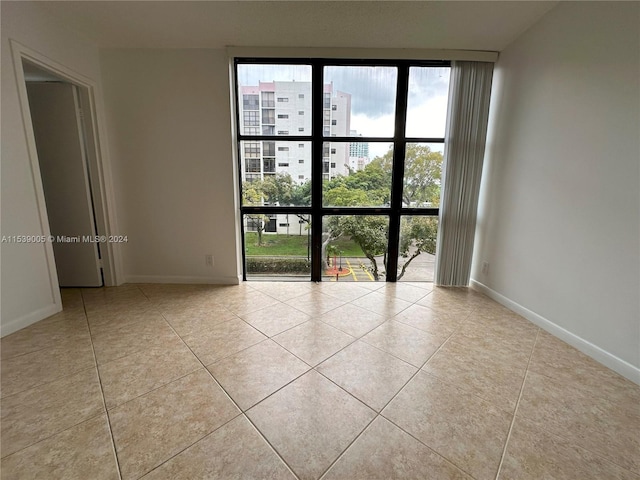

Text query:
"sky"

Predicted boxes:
[[237, 64, 450, 158]]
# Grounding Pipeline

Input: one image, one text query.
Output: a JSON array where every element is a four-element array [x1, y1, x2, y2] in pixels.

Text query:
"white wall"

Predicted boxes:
[[0, 2, 107, 334], [100, 49, 240, 284], [473, 2, 640, 378]]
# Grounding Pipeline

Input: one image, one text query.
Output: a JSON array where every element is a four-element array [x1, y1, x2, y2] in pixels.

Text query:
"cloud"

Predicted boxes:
[[237, 64, 311, 85], [325, 66, 397, 118], [406, 95, 449, 138]]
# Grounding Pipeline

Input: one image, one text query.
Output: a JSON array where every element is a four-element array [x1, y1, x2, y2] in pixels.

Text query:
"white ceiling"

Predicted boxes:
[[32, 1, 558, 51]]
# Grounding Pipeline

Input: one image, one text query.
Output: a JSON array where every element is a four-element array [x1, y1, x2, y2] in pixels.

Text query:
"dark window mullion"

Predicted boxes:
[[311, 62, 324, 282], [386, 65, 410, 282], [234, 61, 249, 281]]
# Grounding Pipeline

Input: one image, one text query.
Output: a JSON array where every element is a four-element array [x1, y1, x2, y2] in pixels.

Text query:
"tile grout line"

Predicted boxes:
[[370, 308, 480, 479], [314, 311, 473, 479], [154, 299, 302, 480], [19, 284, 573, 480], [493, 327, 541, 480], [206, 286, 439, 479], [81, 288, 124, 480], [0, 407, 107, 461]]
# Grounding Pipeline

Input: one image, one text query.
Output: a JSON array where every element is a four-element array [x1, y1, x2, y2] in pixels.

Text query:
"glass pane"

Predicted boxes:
[[406, 67, 451, 138], [237, 64, 312, 136], [244, 214, 311, 280], [398, 216, 438, 282], [322, 215, 389, 282], [323, 66, 397, 138], [402, 143, 444, 208], [322, 142, 392, 207], [240, 141, 311, 206]]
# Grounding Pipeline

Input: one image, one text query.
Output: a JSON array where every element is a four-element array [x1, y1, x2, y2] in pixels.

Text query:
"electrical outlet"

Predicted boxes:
[[205, 254, 214, 267], [481, 261, 489, 275]]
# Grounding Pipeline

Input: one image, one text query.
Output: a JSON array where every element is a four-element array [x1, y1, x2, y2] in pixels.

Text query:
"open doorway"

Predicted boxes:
[[16, 54, 117, 289]]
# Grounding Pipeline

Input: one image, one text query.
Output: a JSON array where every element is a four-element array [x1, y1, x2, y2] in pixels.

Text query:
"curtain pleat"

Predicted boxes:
[[435, 61, 494, 286]]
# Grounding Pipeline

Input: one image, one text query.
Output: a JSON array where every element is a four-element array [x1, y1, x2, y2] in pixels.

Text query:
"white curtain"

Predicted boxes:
[[435, 61, 494, 286]]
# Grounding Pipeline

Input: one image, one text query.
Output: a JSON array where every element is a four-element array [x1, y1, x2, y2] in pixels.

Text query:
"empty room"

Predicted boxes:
[[1, 1, 638, 479]]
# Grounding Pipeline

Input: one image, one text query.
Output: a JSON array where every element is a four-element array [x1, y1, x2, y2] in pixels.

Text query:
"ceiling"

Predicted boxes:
[[31, 1, 558, 51]]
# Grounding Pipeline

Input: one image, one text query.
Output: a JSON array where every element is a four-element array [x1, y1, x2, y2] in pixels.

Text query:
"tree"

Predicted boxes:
[[376, 144, 443, 206], [242, 174, 311, 246], [242, 179, 270, 246], [397, 216, 438, 280], [324, 185, 370, 207], [262, 173, 294, 205], [321, 145, 441, 279], [326, 216, 389, 280], [290, 179, 311, 207]]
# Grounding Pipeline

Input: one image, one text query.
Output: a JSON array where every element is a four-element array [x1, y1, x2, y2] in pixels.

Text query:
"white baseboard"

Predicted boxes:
[[1, 303, 62, 338], [125, 275, 240, 285], [470, 279, 640, 385]]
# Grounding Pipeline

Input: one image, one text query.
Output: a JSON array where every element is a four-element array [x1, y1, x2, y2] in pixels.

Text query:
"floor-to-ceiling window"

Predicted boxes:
[[235, 59, 450, 282]]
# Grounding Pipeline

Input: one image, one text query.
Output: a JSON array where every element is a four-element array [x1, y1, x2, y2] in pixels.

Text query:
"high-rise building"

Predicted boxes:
[[239, 81, 351, 234], [348, 130, 370, 172], [239, 81, 351, 185]]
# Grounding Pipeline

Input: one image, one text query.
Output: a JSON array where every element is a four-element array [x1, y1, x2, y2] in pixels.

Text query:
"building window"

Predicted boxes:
[[298, 159, 304, 163], [243, 111, 259, 126], [245, 142, 260, 158], [331, 148, 336, 154], [262, 141, 275, 156], [262, 91, 275, 107], [278, 163, 289, 167], [299, 144, 304, 148], [331, 104, 337, 111], [277, 130, 289, 135], [245, 127, 259, 135], [298, 111, 304, 115], [277, 97, 289, 102], [262, 126, 275, 135], [245, 158, 260, 173], [330, 162, 336, 168], [277, 114, 289, 119], [298, 93, 304, 99], [278, 147, 289, 151], [323, 92, 331, 109], [298, 175, 304, 179], [263, 158, 276, 173], [331, 119, 337, 125], [279, 223, 290, 227], [262, 109, 275, 124], [298, 127, 304, 132], [243, 94, 259, 110]]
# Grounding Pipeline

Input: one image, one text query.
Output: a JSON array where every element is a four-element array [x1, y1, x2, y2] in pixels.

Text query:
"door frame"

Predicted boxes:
[[10, 40, 122, 296]]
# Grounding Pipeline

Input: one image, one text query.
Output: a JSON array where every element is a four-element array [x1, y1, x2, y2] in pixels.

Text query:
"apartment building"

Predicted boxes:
[[239, 81, 351, 185]]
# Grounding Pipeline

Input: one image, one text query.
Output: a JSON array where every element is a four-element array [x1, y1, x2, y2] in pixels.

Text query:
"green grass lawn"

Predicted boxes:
[[245, 232, 365, 257]]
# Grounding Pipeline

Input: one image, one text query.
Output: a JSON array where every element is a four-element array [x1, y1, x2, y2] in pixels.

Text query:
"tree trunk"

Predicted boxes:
[[397, 250, 421, 280], [321, 233, 338, 272], [367, 254, 379, 281]]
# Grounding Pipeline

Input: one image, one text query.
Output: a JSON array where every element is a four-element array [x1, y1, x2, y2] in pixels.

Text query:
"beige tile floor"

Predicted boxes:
[[1, 282, 639, 479]]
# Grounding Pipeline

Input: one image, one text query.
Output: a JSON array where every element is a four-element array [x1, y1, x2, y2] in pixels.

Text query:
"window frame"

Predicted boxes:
[[234, 57, 450, 282]]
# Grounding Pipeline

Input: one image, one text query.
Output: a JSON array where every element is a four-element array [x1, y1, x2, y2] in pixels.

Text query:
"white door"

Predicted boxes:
[[27, 82, 103, 287]]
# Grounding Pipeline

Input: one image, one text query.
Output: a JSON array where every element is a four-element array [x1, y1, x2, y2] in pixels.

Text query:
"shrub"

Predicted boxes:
[[246, 256, 311, 274]]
